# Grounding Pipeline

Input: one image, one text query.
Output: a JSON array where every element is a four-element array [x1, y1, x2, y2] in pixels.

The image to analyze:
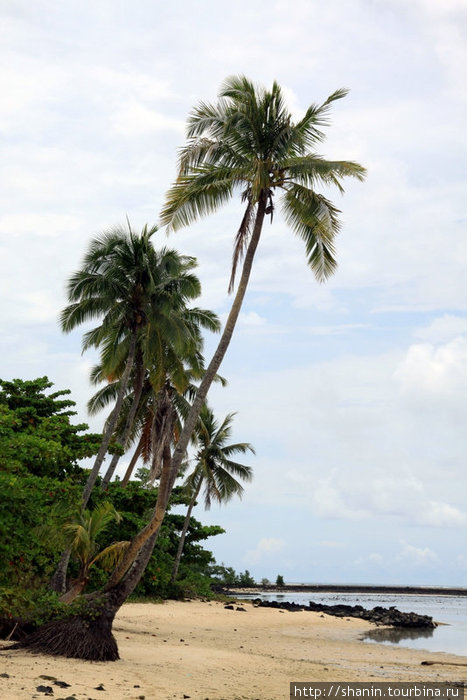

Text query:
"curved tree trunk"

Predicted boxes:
[[170, 481, 201, 583], [59, 579, 87, 604], [120, 438, 143, 486], [101, 357, 145, 490], [81, 331, 138, 507], [19, 194, 267, 659], [169, 193, 267, 491], [48, 548, 72, 594], [102, 192, 268, 582], [49, 332, 138, 594]]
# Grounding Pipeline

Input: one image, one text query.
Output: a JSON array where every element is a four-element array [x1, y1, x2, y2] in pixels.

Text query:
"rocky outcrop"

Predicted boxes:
[[252, 599, 436, 628]]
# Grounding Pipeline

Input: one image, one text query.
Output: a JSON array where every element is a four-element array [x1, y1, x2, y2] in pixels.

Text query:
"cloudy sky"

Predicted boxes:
[[1, 0, 466, 586]]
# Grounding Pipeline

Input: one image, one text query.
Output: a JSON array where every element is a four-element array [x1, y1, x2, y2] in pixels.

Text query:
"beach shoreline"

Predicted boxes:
[[222, 584, 467, 597], [1, 600, 465, 700]]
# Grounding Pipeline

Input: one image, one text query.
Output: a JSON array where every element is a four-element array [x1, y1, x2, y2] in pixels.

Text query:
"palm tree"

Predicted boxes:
[[16, 78, 365, 661], [59, 502, 129, 604], [171, 405, 254, 583], [121, 75, 365, 558], [51, 223, 216, 594], [94, 75, 366, 611], [60, 222, 209, 507], [97, 303, 219, 490]]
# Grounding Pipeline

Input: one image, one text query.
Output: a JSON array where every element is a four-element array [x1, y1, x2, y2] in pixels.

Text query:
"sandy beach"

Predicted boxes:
[[0, 600, 465, 700]]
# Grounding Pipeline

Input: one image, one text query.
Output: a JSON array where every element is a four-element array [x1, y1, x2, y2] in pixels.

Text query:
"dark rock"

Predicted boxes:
[[36, 686, 54, 694], [94, 684, 105, 690], [0, 673, 10, 678], [253, 599, 436, 627], [224, 604, 234, 610], [54, 681, 71, 688], [236, 607, 247, 612]]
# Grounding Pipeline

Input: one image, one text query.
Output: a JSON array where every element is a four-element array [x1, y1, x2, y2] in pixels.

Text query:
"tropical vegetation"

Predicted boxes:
[[171, 405, 254, 583], [1, 75, 364, 662]]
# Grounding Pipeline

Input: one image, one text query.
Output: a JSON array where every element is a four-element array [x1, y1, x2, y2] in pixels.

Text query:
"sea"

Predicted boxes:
[[234, 588, 467, 658]]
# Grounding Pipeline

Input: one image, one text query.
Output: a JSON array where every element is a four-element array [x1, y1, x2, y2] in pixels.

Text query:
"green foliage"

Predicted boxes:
[[208, 564, 255, 587], [0, 377, 238, 607], [0, 377, 101, 479], [83, 482, 225, 598], [161, 75, 366, 285], [276, 574, 285, 587], [0, 471, 81, 590], [237, 569, 255, 587], [0, 586, 66, 626], [0, 585, 107, 628]]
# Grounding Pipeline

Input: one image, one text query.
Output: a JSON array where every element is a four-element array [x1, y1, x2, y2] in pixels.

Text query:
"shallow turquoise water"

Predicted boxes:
[[235, 590, 467, 657]]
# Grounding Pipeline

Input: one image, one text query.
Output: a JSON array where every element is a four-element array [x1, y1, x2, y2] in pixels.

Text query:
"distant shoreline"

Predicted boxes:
[[223, 584, 467, 597]]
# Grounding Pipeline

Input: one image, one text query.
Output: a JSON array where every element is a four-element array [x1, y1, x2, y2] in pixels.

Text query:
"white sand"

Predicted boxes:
[[0, 600, 465, 700]]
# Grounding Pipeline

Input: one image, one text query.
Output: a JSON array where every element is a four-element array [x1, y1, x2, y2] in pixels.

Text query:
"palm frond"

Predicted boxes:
[[161, 166, 244, 231], [282, 184, 342, 282], [90, 540, 130, 571]]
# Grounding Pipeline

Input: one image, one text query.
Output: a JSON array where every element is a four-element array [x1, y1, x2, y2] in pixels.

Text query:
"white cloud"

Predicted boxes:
[[413, 315, 467, 344], [111, 101, 185, 136], [393, 337, 467, 398], [245, 538, 286, 564], [397, 542, 438, 566]]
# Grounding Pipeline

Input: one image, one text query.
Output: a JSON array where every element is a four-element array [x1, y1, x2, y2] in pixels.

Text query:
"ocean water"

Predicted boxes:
[[235, 590, 467, 657]]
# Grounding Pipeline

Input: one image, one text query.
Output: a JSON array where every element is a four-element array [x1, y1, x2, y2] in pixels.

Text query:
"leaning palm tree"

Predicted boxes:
[[171, 405, 254, 583], [111, 75, 366, 565], [93, 75, 366, 610], [14, 78, 365, 662]]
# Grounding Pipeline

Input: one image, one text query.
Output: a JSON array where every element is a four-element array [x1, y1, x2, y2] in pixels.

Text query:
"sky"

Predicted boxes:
[[1, 0, 466, 586]]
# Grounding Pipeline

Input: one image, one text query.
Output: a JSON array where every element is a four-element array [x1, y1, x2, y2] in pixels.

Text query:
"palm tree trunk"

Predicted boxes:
[[171, 481, 201, 583], [81, 331, 138, 507], [100, 192, 268, 587], [169, 192, 267, 485], [31, 194, 267, 658], [102, 438, 177, 589], [120, 438, 143, 486], [48, 548, 72, 594], [50, 332, 138, 594], [59, 579, 87, 604], [101, 358, 145, 490]]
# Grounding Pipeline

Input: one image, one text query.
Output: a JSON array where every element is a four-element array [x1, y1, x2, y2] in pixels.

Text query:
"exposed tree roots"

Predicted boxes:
[[9, 614, 119, 661]]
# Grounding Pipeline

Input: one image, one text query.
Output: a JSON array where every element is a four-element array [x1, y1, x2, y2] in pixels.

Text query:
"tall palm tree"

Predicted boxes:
[[171, 405, 254, 583], [18, 78, 365, 661], [101, 75, 366, 603], [108, 75, 366, 567]]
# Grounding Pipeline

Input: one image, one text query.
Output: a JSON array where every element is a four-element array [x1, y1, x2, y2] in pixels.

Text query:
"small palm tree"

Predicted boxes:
[[171, 405, 254, 583], [59, 502, 129, 603]]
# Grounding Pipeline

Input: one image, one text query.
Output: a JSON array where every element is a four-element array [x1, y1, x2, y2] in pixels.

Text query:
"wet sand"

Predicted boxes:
[[0, 600, 465, 700]]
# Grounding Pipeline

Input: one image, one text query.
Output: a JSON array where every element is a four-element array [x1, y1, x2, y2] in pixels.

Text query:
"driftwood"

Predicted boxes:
[[421, 660, 467, 667]]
